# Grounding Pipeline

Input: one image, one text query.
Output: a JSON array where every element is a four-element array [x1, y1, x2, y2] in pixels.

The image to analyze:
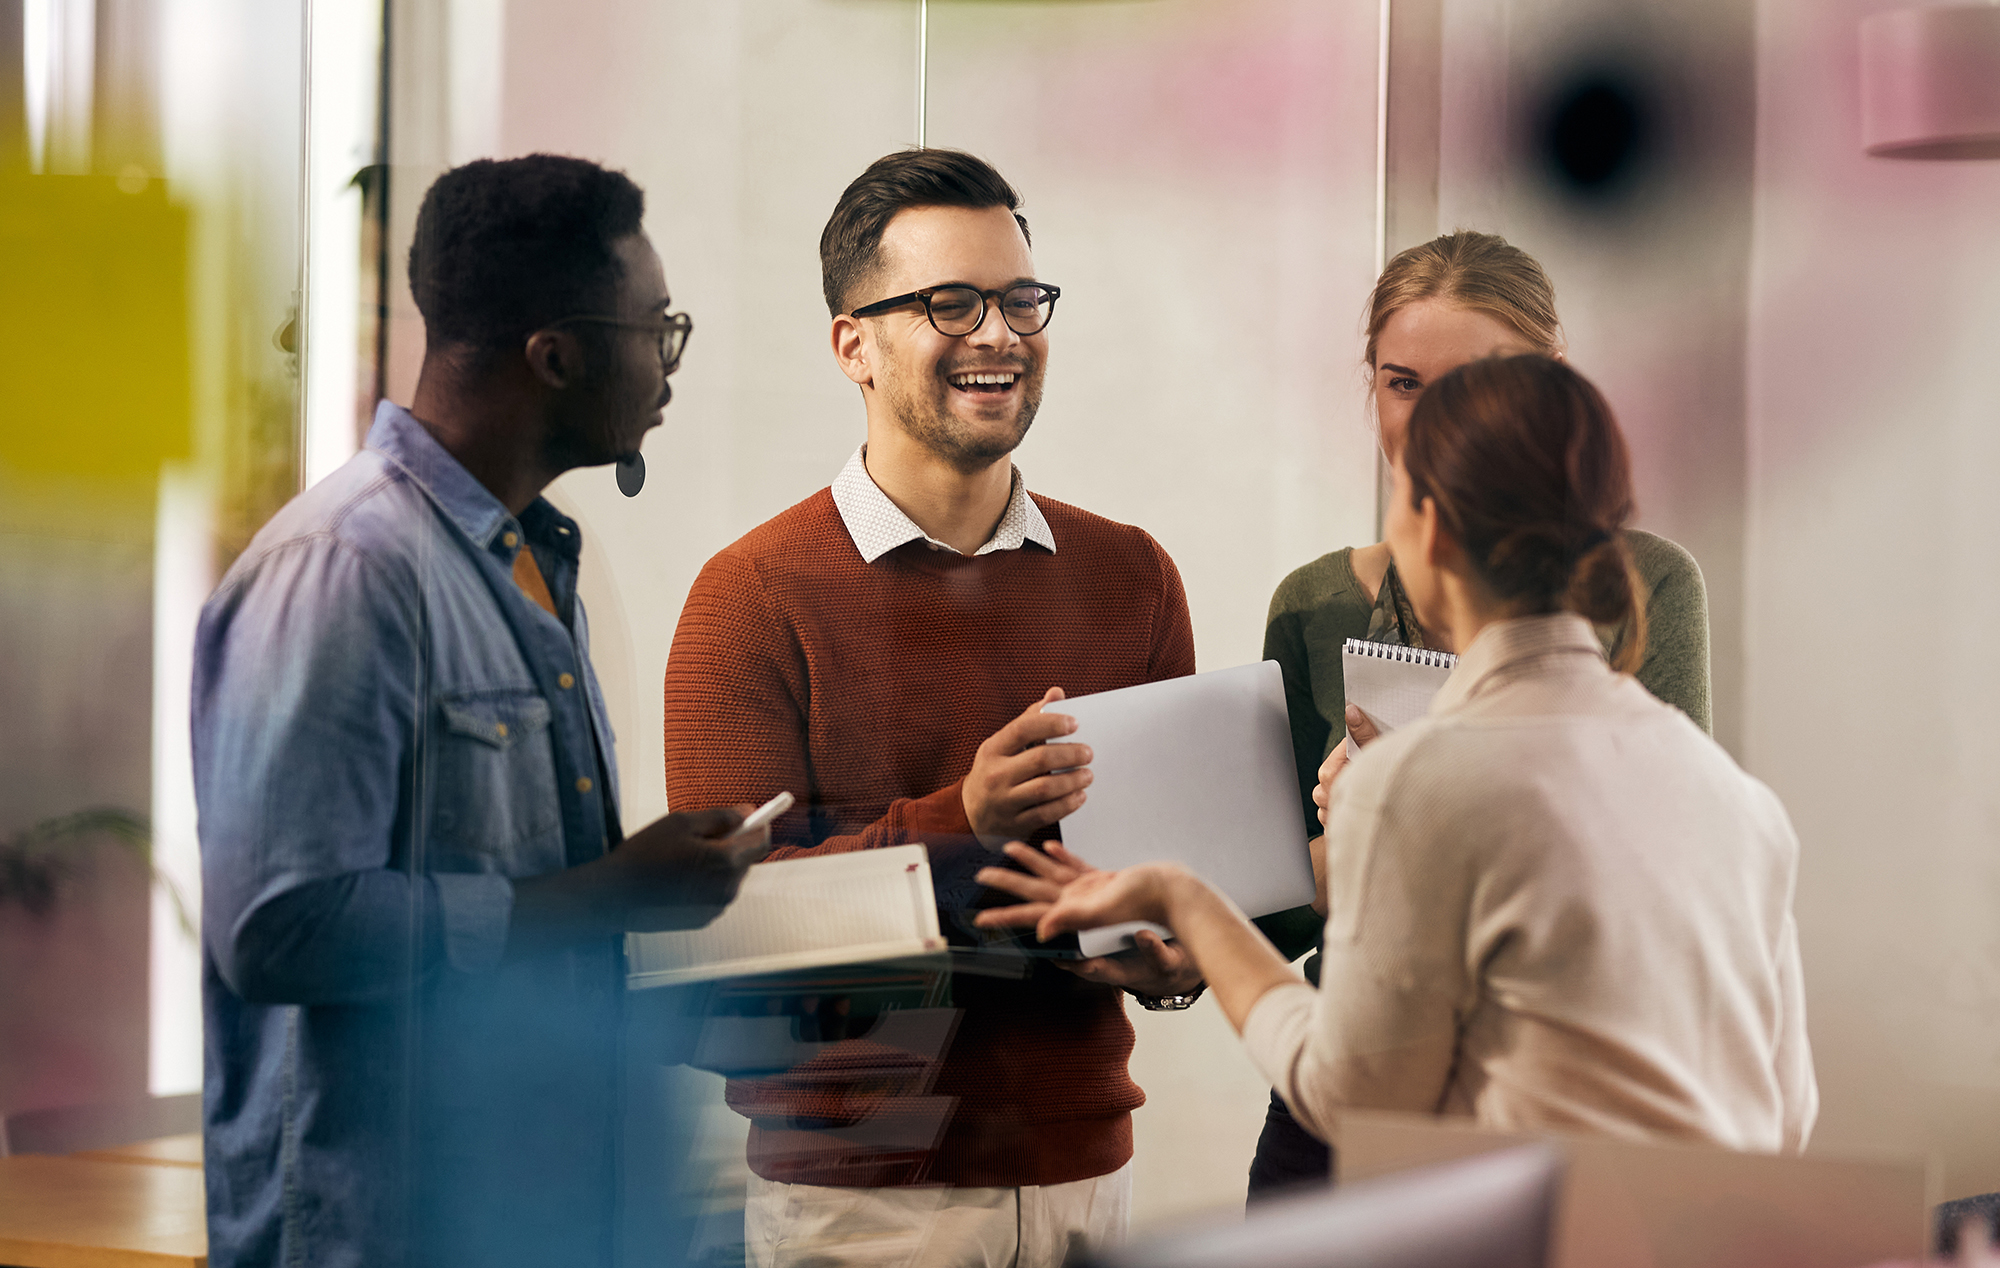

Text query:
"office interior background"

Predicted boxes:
[[3, 0, 2000, 1237]]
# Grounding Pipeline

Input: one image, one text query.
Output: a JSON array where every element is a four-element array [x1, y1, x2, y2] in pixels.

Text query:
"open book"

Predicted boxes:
[[625, 844, 947, 989]]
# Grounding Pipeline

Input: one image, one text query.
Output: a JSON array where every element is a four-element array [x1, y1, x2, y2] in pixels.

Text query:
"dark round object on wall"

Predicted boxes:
[[1539, 70, 1654, 199]]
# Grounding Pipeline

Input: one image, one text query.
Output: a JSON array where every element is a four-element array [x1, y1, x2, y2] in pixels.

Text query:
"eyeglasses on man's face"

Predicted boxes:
[[549, 310, 694, 375], [850, 283, 1061, 338]]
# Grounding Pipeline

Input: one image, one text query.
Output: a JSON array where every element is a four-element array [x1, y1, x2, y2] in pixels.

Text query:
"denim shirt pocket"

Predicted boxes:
[[429, 690, 562, 863]]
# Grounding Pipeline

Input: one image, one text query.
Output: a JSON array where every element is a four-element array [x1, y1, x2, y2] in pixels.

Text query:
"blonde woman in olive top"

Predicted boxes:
[[1248, 231, 1714, 1194]]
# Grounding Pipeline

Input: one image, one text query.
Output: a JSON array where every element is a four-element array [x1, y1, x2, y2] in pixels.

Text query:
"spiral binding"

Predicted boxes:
[[1342, 638, 1459, 670]]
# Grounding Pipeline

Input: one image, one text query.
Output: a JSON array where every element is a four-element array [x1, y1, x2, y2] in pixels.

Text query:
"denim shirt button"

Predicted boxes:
[[575, 776, 593, 794], [558, 673, 575, 690]]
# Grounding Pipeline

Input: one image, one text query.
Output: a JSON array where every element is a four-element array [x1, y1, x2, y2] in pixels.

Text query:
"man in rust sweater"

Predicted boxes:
[[662, 149, 1203, 1265]]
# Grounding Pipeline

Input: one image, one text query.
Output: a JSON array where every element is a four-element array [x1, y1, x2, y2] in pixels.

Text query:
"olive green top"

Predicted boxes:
[[1253, 528, 1713, 966]]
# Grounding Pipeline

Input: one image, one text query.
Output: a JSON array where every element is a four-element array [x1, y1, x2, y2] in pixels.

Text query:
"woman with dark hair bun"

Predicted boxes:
[[975, 355, 1816, 1161], [1395, 355, 1649, 674], [1245, 230, 1714, 1195]]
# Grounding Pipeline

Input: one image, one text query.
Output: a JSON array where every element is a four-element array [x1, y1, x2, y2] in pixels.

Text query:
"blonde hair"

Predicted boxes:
[[1363, 231, 1564, 370]]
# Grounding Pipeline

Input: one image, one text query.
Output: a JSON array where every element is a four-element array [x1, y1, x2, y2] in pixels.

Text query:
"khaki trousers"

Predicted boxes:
[[743, 1162, 1132, 1268]]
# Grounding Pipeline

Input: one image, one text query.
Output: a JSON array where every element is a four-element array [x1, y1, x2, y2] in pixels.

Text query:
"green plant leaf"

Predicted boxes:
[[0, 807, 195, 937]]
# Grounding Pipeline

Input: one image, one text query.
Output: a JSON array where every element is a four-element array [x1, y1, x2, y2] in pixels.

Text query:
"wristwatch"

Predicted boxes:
[[1132, 983, 1206, 1012]]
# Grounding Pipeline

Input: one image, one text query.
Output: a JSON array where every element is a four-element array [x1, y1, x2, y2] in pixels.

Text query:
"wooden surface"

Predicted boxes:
[[0, 1154, 206, 1267], [71, 1135, 202, 1170]]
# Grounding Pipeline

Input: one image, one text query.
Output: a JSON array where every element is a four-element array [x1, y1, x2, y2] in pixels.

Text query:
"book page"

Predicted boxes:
[[627, 844, 945, 988]]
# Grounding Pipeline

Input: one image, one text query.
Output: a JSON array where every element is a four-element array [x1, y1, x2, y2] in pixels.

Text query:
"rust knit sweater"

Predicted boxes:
[[662, 486, 1196, 1188]]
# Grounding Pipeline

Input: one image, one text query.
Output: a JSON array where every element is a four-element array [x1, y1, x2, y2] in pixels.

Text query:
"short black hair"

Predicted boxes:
[[408, 154, 646, 351], [819, 148, 1030, 317]]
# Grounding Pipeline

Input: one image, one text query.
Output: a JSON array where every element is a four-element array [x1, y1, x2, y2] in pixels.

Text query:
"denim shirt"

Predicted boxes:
[[193, 402, 626, 1268]]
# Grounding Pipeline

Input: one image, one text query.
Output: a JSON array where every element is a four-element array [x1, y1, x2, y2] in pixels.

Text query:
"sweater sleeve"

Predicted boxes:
[[1625, 530, 1713, 736], [1254, 582, 1335, 965], [663, 547, 972, 859], [1251, 557, 1357, 966], [1266, 593, 1331, 837], [1241, 735, 1465, 1139], [1145, 534, 1198, 682], [1773, 907, 1818, 1152]]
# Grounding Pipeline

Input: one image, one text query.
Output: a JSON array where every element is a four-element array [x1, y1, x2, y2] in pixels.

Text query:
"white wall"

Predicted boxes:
[[922, 4, 1381, 1221], [926, 2, 1382, 675], [1747, 0, 2000, 1200], [1428, 0, 1757, 755]]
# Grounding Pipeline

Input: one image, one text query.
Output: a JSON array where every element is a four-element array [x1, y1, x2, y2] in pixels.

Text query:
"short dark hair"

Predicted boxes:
[[819, 148, 1030, 317], [408, 154, 646, 351]]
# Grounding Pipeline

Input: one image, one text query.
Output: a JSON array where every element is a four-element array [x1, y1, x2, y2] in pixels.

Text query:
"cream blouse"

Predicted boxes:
[[1241, 613, 1817, 1152]]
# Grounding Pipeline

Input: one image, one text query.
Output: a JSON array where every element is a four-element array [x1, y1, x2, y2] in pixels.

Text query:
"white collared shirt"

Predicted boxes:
[[830, 445, 1056, 565]]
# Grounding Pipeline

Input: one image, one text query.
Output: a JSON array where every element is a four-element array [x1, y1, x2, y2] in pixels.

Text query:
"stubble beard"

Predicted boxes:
[[884, 357, 1045, 477]]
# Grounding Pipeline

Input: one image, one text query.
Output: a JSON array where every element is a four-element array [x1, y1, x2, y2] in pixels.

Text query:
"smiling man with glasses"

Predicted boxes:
[[663, 148, 1203, 1268]]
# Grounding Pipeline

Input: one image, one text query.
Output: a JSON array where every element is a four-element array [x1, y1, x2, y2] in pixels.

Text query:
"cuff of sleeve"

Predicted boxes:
[[1240, 980, 1320, 1114], [432, 872, 515, 974], [909, 779, 975, 837]]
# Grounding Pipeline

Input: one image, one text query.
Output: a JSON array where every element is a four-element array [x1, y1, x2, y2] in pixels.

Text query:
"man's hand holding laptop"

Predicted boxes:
[[962, 687, 1097, 848]]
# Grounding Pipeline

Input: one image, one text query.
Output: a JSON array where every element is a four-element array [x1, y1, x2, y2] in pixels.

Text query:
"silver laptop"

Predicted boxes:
[[1334, 1108, 1928, 1268], [1047, 661, 1315, 958], [1085, 1144, 1562, 1268]]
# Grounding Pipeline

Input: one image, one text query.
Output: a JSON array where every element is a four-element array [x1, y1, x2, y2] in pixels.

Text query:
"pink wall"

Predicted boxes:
[[1748, 0, 2000, 1199], [0, 525, 155, 1120]]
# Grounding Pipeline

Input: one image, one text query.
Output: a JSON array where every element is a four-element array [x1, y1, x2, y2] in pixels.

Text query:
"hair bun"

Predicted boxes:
[[1482, 525, 1573, 604], [1560, 532, 1640, 620]]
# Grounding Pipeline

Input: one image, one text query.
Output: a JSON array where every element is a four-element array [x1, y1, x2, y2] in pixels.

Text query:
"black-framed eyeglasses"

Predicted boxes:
[[550, 310, 694, 374], [850, 283, 1060, 337]]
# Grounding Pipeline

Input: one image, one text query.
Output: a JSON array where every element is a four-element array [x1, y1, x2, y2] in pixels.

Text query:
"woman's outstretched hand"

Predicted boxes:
[[974, 842, 1173, 942], [974, 844, 1201, 994]]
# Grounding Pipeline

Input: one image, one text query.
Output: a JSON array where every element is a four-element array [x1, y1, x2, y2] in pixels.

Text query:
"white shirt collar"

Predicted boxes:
[[830, 445, 1057, 564]]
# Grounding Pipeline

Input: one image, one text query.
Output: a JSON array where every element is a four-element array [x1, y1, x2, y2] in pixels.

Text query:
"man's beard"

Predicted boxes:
[[883, 357, 1045, 476]]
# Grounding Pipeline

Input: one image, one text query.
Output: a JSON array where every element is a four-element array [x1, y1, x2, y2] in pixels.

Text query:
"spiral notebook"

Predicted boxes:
[[1341, 638, 1460, 748]]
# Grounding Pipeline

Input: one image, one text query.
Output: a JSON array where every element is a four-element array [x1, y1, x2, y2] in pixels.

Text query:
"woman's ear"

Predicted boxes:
[[1418, 496, 1456, 571]]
